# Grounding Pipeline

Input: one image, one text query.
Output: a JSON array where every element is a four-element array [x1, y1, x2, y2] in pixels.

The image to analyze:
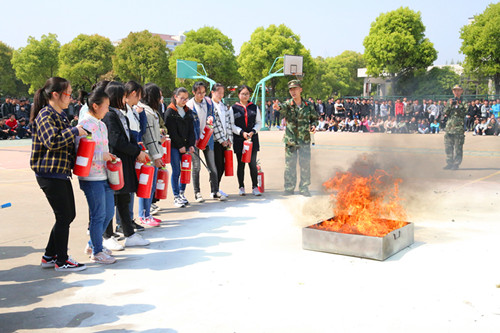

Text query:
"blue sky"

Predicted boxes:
[[0, 0, 494, 65]]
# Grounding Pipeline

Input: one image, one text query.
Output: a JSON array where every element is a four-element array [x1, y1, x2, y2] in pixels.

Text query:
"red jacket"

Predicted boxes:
[[395, 102, 404, 116], [5, 119, 18, 130]]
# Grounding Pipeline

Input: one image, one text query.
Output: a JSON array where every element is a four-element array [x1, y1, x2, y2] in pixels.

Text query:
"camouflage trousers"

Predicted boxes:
[[284, 144, 311, 192], [444, 133, 465, 167]]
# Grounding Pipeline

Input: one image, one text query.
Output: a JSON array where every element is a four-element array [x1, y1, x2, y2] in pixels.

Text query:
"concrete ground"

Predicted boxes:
[[0, 130, 499, 332]]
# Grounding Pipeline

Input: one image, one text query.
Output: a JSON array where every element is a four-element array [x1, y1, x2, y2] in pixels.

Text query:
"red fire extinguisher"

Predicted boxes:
[[74, 135, 96, 177], [106, 157, 124, 191], [180, 153, 192, 184], [155, 167, 169, 200], [135, 161, 143, 179], [257, 163, 264, 193], [137, 163, 155, 198], [241, 139, 253, 163], [162, 136, 171, 164], [196, 125, 213, 150], [224, 148, 234, 176]]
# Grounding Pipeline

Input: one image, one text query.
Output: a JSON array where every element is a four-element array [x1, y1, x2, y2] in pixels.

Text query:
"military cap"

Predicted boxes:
[[452, 85, 463, 91], [288, 80, 302, 89]]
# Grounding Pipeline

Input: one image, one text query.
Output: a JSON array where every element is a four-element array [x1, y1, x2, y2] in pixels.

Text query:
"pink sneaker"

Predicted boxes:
[[140, 216, 160, 227], [151, 216, 162, 223]]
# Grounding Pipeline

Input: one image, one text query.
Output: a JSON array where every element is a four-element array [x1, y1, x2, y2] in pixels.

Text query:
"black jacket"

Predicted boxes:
[[165, 103, 195, 150], [102, 107, 141, 194]]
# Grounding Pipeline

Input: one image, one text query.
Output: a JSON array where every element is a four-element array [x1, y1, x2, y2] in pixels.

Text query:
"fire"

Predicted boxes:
[[314, 166, 408, 237]]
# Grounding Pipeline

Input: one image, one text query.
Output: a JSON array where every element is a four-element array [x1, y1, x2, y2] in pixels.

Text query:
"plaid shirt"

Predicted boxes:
[[213, 100, 233, 145], [30, 105, 78, 178]]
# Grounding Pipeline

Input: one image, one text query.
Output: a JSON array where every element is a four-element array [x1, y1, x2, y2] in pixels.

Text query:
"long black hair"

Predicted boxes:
[[125, 80, 144, 98], [141, 83, 162, 111], [105, 81, 126, 110], [171, 87, 188, 106], [31, 77, 70, 123], [87, 87, 109, 115]]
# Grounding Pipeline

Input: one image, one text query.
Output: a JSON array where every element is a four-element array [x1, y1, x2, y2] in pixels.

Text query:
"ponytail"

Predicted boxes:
[[30, 77, 70, 124]]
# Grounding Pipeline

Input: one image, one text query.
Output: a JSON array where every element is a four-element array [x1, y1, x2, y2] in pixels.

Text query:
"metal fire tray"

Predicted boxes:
[[302, 219, 414, 261]]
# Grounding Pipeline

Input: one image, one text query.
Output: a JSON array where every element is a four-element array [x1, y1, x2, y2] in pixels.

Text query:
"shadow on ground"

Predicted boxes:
[[0, 303, 155, 332]]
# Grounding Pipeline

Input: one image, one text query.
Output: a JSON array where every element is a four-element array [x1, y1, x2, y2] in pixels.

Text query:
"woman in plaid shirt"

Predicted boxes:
[[31, 77, 88, 272]]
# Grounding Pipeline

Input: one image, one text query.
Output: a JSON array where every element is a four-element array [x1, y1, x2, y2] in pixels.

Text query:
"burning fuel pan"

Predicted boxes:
[[302, 219, 414, 261]]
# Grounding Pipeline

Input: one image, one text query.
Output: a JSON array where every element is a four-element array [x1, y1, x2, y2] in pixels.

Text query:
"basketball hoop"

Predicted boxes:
[[283, 55, 303, 76]]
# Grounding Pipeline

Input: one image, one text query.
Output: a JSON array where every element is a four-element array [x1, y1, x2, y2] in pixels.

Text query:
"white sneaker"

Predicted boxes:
[[84, 244, 112, 256], [252, 187, 262, 196], [91, 252, 116, 264], [174, 196, 186, 208], [211, 192, 227, 201], [195, 192, 205, 203], [179, 191, 190, 205], [150, 203, 160, 215], [103, 237, 124, 251], [219, 189, 228, 197], [239, 187, 245, 196], [124, 233, 150, 247]]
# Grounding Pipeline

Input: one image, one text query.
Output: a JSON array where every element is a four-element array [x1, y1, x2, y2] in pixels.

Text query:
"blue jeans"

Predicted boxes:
[[79, 180, 115, 254], [138, 166, 158, 218], [171, 149, 187, 196], [116, 192, 134, 226]]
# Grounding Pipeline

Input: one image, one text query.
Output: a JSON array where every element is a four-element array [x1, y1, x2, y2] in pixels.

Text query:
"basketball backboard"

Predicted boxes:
[[283, 54, 303, 76], [176, 59, 198, 79]]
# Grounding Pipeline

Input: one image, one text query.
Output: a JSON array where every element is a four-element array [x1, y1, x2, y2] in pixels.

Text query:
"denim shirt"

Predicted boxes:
[[189, 97, 214, 150]]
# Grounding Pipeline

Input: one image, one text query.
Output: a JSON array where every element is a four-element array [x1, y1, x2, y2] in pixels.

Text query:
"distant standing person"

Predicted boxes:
[[443, 85, 467, 170], [273, 80, 318, 197]]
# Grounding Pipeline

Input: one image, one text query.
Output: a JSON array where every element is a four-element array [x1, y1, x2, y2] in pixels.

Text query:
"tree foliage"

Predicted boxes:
[[237, 24, 316, 97], [113, 30, 173, 93], [11, 33, 60, 94], [396, 66, 461, 96], [0, 42, 18, 96], [169, 27, 240, 89], [310, 51, 365, 99], [460, 3, 500, 94], [363, 7, 437, 79], [59, 34, 114, 91]]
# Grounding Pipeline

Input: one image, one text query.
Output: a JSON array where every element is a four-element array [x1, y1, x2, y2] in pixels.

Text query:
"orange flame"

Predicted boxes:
[[314, 169, 407, 237]]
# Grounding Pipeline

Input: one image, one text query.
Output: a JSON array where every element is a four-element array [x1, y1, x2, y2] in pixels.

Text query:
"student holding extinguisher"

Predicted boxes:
[[165, 87, 196, 208], [229, 85, 262, 196], [76, 87, 117, 264], [102, 82, 150, 248], [136, 83, 165, 226], [31, 77, 88, 272]]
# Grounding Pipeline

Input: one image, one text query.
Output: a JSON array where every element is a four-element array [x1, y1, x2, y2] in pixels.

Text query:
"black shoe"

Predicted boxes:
[[443, 165, 452, 170], [283, 189, 294, 196], [299, 189, 311, 197], [133, 222, 145, 232]]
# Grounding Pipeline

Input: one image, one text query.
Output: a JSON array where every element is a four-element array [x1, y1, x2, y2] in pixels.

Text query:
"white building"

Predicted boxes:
[[113, 32, 186, 51]]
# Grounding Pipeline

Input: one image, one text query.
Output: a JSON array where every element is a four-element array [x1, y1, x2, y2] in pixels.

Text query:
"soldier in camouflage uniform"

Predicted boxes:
[[273, 80, 318, 196], [443, 85, 467, 170]]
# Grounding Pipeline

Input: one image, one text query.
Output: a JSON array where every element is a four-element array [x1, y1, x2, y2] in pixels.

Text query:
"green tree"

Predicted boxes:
[[59, 34, 114, 91], [311, 51, 365, 99], [11, 33, 60, 94], [113, 30, 173, 94], [169, 27, 240, 89], [237, 24, 316, 97], [363, 7, 437, 93], [0, 41, 18, 96], [460, 3, 500, 94]]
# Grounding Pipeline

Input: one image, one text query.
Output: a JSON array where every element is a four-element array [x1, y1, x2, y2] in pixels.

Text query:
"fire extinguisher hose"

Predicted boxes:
[[192, 150, 213, 176]]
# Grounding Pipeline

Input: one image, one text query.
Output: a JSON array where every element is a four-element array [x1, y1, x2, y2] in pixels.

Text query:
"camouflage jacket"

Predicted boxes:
[[279, 98, 318, 146], [444, 99, 467, 134]]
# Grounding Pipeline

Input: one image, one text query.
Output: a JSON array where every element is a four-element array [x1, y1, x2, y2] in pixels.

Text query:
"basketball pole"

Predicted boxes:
[[251, 56, 285, 131]]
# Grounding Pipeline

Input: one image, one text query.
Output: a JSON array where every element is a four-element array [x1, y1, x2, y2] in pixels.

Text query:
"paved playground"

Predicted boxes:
[[1, 131, 500, 332]]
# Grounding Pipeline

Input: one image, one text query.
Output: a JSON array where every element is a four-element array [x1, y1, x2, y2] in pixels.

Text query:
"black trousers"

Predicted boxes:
[[213, 141, 226, 186], [112, 192, 135, 237], [37, 177, 76, 264], [235, 148, 258, 189]]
